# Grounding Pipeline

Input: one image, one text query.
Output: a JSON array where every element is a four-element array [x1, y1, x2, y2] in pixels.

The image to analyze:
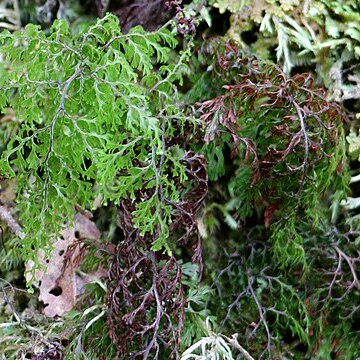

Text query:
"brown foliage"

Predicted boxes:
[[107, 152, 207, 358]]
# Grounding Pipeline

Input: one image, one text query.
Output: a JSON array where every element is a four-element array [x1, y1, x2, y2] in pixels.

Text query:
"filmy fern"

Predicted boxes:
[[0, 13, 194, 283], [189, 39, 357, 358], [196, 41, 348, 266]]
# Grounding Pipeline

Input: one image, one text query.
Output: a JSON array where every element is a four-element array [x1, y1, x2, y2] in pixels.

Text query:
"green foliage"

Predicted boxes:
[[63, 283, 116, 359], [1, 2, 359, 359], [0, 13, 194, 284], [208, 0, 360, 102], [0, 279, 114, 359], [181, 262, 216, 350], [270, 218, 307, 269], [0, 235, 23, 274], [202, 231, 311, 358], [200, 217, 360, 358]]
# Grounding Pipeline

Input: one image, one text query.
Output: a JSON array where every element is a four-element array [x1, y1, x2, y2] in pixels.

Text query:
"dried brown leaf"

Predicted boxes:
[[26, 212, 102, 317]]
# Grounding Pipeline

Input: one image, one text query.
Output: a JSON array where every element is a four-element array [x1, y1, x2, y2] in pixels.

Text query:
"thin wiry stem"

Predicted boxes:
[[246, 270, 272, 359]]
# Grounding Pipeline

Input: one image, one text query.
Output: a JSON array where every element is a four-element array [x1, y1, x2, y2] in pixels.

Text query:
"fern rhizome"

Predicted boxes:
[[0, 12, 354, 359]]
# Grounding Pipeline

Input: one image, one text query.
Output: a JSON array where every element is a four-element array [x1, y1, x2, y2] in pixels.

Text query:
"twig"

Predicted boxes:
[[334, 245, 360, 291], [221, 334, 255, 360], [0, 205, 25, 239], [246, 270, 272, 359]]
